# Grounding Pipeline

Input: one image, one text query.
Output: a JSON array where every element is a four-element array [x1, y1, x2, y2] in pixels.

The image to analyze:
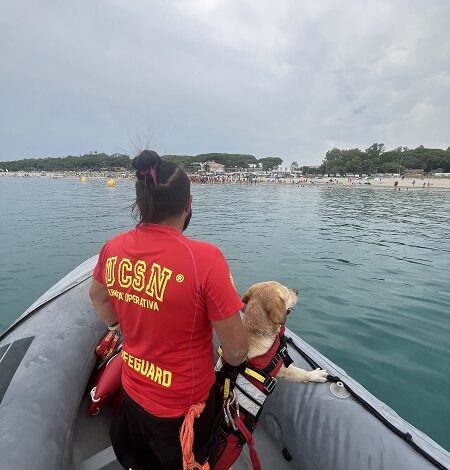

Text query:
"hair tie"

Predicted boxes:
[[150, 167, 158, 186], [139, 167, 158, 187]]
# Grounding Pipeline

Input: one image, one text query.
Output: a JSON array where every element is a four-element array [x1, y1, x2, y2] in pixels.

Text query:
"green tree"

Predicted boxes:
[[163, 153, 259, 169], [365, 142, 385, 157], [258, 157, 283, 171]]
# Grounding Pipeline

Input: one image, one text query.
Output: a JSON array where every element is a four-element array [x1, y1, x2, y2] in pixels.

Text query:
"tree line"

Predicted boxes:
[[310, 144, 450, 175], [0, 152, 283, 172], [162, 153, 282, 171], [3, 145, 448, 175], [0, 153, 131, 172]]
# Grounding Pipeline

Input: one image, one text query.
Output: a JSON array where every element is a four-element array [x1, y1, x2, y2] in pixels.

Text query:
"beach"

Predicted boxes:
[[303, 176, 450, 190], [1, 171, 450, 191], [192, 174, 450, 190]]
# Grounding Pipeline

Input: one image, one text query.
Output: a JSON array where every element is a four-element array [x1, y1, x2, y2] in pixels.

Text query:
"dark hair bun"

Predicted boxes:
[[132, 150, 161, 172]]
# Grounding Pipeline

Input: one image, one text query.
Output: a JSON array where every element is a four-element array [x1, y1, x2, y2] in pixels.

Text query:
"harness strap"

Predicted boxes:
[[223, 377, 231, 399], [233, 414, 262, 470], [243, 367, 265, 383], [219, 332, 294, 394], [259, 334, 294, 375], [216, 358, 243, 400], [242, 365, 277, 394]]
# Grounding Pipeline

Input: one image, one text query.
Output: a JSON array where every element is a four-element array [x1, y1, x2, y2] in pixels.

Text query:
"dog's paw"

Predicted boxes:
[[307, 368, 328, 383]]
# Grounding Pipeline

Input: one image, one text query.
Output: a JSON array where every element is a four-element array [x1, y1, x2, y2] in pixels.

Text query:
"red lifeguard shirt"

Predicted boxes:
[[93, 224, 244, 417]]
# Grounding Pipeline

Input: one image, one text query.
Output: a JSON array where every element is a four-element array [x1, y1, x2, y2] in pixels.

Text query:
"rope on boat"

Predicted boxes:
[[179, 401, 208, 470]]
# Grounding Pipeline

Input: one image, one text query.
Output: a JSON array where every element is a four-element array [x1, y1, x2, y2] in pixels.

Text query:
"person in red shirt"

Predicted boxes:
[[89, 150, 248, 470]]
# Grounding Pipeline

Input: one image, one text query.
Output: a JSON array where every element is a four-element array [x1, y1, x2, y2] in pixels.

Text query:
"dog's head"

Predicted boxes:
[[241, 281, 299, 336]]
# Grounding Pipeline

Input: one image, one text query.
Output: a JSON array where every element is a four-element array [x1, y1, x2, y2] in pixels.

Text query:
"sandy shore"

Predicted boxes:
[[1, 172, 450, 190], [303, 176, 450, 190]]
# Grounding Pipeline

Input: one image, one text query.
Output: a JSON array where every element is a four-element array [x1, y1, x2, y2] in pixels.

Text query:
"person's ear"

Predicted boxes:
[[185, 195, 193, 213]]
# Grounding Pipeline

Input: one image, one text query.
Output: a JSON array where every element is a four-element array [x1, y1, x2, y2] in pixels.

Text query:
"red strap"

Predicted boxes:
[[234, 415, 262, 470]]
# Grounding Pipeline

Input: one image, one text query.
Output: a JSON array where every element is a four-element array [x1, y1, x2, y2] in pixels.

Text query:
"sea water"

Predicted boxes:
[[0, 176, 449, 450]]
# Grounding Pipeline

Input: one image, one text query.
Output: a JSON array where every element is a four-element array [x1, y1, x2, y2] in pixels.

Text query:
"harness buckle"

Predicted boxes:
[[279, 346, 288, 358], [264, 376, 277, 394]]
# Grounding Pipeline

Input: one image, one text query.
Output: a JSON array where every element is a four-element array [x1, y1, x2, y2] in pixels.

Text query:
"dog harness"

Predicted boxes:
[[213, 326, 294, 470]]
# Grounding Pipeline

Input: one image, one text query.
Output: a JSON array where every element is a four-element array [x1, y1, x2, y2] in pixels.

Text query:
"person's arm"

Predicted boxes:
[[212, 311, 248, 366], [89, 278, 118, 327]]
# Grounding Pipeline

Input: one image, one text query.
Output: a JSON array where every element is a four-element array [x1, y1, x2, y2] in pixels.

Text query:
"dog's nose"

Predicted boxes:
[[293, 288, 298, 295]]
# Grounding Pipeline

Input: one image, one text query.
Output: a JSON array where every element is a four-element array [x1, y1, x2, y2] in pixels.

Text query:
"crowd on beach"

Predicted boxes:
[[1, 170, 448, 190], [189, 174, 263, 184], [187, 173, 445, 190]]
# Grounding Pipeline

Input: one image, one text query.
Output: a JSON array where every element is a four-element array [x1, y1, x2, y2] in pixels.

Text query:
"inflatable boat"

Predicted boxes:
[[0, 257, 449, 470]]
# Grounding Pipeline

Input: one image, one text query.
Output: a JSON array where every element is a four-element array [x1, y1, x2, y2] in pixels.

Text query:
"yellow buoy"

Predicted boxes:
[[81, 176, 87, 182], [107, 178, 116, 187]]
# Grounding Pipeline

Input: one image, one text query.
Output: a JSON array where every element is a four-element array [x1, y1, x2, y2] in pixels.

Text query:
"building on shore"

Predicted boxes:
[[207, 162, 225, 173]]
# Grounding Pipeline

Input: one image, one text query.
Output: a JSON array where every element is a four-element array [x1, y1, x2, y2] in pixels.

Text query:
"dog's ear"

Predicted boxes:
[[241, 286, 255, 304], [266, 296, 287, 325]]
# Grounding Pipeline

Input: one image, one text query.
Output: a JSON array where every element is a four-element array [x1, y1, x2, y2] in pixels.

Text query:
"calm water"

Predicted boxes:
[[1, 176, 449, 450]]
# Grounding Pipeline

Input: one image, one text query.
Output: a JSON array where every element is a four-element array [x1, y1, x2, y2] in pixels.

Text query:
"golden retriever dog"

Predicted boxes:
[[214, 282, 327, 470], [242, 281, 328, 383]]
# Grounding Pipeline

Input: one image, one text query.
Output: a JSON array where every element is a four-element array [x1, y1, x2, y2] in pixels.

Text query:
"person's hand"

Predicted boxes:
[[95, 322, 121, 361]]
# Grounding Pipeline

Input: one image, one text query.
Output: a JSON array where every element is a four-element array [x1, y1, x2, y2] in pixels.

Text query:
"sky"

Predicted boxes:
[[1, 0, 449, 165]]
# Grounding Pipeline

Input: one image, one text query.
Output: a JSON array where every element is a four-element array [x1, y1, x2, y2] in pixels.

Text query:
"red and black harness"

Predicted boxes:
[[213, 326, 293, 470]]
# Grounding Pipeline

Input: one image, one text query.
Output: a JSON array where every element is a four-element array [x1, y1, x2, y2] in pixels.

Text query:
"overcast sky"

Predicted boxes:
[[1, 0, 449, 165]]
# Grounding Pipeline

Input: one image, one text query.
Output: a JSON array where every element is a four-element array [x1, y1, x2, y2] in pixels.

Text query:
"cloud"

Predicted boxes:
[[1, 0, 449, 164]]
